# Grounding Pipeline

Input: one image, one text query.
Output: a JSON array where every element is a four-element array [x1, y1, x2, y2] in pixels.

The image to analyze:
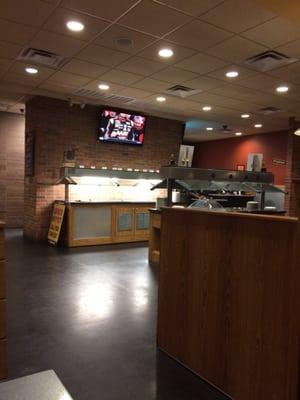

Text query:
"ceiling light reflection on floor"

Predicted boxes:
[[78, 283, 114, 320]]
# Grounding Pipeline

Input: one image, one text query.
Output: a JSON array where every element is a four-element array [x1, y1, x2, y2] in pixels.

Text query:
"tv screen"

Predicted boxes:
[[98, 109, 146, 145]]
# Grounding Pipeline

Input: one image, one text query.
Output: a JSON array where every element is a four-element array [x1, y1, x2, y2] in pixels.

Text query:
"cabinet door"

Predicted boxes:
[[114, 207, 135, 242], [134, 207, 150, 240]]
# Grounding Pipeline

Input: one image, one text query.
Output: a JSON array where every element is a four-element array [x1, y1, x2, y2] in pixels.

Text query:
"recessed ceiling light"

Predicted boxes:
[[25, 67, 38, 74], [202, 106, 212, 111], [98, 83, 110, 90], [158, 48, 174, 58], [235, 132, 242, 136], [66, 20, 84, 32], [226, 71, 239, 78], [206, 127, 213, 131], [276, 85, 289, 93], [241, 113, 250, 118], [294, 128, 300, 136], [156, 96, 166, 102], [254, 123, 263, 128]]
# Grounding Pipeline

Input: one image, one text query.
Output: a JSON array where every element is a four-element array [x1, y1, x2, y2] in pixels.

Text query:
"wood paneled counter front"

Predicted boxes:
[[64, 201, 155, 247], [157, 208, 300, 400]]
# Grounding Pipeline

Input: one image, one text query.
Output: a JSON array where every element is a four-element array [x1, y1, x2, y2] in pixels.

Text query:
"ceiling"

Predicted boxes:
[[0, 0, 300, 141]]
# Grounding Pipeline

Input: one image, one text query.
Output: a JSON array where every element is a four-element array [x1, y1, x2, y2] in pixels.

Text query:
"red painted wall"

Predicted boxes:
[[193, 131, 288, 185]]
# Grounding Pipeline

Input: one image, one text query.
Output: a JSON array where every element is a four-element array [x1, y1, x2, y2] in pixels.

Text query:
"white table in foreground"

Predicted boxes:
[[0, 370, 73, 400]]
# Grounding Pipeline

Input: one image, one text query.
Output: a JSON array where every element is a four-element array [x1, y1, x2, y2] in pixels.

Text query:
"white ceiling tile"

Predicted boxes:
[[151, 67, 198, 84], [157, 0, 225, 16], [205, 36, 268, 64], [94, 25, 156, 54], [137, 40, 197, 64], [9, 61, 55, 80], [2, 72, 41, 87], [0, 0, 55, 27], [182, 76, 224, 91], [242, 17, 300, 48], [0, 20, 37, 45], [61, 59, 109, 78], [268, 62, 300, 85], [43, 7, 110, 41], [77, 44, 129, 66], [188, 92, 247, 108], [118, 87, 153, 99], [200, 0, 277, 33], [118, 0, 192, 36], [38, 81, 78, 94], [165, 19, 233, 51], [83, 79, 126, 92], [0, 41, 22, 59], [132, 77, 170, 92], [46, 71, 91, 86], [276, 39, 300, 60], [207, 64, 257, 82], [235, 73, 280, 90], [61, 0, 139, 21], [118, 56, 165, 75], [98, 69, 143, 85], [175, 53, 228, 74], [30, 30, 86, 57], [0, 57, 13, 72]]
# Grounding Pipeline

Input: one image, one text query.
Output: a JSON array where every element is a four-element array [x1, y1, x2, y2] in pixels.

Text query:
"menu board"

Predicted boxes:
[[48, 202, 66, 245], [25, 130, 35, 177]]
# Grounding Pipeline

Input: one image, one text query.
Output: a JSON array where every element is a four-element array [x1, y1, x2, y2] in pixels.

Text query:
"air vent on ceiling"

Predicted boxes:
[[218, 124, 232, 132], [18, 47, 66, 68], [164, 85, 201, 98], [257, 106, 281, 115], [244, 50, 297, 72], [74, 88, 136, 104]]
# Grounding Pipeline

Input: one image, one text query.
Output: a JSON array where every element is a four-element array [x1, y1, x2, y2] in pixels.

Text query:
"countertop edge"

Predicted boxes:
[[161, 207, 298, 223]]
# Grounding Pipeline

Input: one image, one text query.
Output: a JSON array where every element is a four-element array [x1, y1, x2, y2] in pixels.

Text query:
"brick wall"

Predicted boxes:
[[25, 96, 183, 240], [0, 111, 25, 227]]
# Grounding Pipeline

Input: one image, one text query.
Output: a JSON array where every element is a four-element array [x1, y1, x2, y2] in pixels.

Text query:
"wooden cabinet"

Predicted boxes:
[[0, 223, 7, 379], [113, 206, 151, 243], [114, 206, 135, 242], [148, 210, 161, 265], [65, 202, 154, 247]]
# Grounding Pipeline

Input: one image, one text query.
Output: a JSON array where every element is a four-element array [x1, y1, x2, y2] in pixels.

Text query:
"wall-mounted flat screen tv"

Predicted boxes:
[[98, 109, 146, 145]]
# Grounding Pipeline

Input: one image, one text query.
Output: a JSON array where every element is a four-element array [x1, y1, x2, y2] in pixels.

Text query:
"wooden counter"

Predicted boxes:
[[64, 202, 155, 247], [148, 209, 161, 265], [157, 208, 300, 400], [0, 222, 7, 379]]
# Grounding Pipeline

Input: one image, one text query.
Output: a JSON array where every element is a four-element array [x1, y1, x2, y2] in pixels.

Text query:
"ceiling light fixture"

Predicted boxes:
[[98, 83, 110, 90], [156, 96, 166, 102], [206, 127, 213, 131], [25, 67, 38, 74], [202, 106, 212, 111], [241, 113, 250, 118], [294, 128, 300, 136], [66, 20, 84, 32], [158, 48, 174, 58], [235, 132, 242, 136], [226, 71, 239, 78], [276, 85, 289, 93], [254, 123, 263, 128]]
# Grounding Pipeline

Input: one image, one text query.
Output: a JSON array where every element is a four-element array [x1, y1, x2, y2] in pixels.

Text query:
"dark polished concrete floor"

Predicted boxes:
[[5, 229, 229, 400]]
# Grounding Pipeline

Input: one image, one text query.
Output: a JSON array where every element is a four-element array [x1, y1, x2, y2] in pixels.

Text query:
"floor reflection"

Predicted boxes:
[[77, 282, 114, 320]]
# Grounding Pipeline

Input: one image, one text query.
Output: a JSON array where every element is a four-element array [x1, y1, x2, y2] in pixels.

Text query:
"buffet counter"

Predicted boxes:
[[157, 207, 300, 400], [63, 201, 155, 247]]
